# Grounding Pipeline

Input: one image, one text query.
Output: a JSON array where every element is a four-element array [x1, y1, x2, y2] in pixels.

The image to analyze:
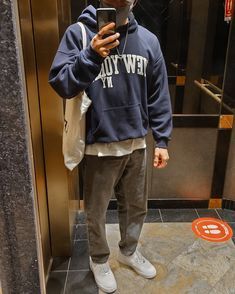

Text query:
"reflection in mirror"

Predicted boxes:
[[220, 14, 235, 115], [135, 0, 231, 115], [70, 0, 231, 115]]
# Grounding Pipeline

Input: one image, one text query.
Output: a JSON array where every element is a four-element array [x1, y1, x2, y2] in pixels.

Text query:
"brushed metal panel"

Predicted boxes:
[[183, 0, 211, 114], [13, 0, 47, 292], [223, 119, 235, 199], [30, 0, 73, 256], [219, 115, 234, 129], [17, 0, 51, 282], [150, 128, 217, 199], [209, 199, 222, 208]]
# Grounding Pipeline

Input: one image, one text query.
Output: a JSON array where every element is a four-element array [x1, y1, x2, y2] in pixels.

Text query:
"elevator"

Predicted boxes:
[[16, 0, 234, 288]]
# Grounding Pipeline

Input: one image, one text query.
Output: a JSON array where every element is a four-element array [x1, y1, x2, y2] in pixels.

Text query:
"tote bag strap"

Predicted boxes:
[[77, 22, 87, 49]]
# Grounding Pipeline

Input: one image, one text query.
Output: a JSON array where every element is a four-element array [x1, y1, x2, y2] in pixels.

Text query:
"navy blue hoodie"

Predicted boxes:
[[49, 5, 173, 149]]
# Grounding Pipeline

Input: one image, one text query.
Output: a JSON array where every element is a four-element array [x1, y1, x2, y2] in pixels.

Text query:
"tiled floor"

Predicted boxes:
[[46, 209, 235, 294]]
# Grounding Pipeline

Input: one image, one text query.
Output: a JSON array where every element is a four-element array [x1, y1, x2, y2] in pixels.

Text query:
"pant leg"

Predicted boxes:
[[114, 148, 148, 256], [83, 154, 128, 263]]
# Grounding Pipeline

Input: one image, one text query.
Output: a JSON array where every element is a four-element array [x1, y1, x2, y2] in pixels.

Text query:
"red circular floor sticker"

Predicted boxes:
[[192, 217, 233, 242]]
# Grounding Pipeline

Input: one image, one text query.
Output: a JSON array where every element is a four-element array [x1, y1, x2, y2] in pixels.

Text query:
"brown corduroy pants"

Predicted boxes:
[[83, 148, 148, 264]]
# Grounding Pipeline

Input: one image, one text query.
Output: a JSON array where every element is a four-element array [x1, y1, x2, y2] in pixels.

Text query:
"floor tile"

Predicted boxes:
[[210, 262, 235, 293], [160, 209, 198, 222], [76, 210, 87, 224], [69, 240, 90, 270], [51, 256, 70, 271], [106, 209, 163, 224], [196, 209, 220, 219], [104, 223, 235, 293], [106, 210, 119, 224], [216, 209, 235, 222], [227, 222, 235, 237], [47, 209, 235, 293], [75, 224, 88, 240], [46, 271, 67, 294], [65, 270, 98, 294], [71, 224, 77, 241], [144, 209, 162, 222]]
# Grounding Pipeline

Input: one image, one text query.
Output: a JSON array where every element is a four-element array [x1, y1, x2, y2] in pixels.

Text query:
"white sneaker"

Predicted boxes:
[[117, 249, 157, 279], [89, 256, 117, 293]]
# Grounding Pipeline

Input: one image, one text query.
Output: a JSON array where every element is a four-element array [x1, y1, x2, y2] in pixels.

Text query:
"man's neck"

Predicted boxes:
[[117, 17, 129, 30]]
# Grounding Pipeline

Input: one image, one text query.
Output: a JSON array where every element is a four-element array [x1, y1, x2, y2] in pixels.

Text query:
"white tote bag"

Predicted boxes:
[[62, 22, 92, 171]]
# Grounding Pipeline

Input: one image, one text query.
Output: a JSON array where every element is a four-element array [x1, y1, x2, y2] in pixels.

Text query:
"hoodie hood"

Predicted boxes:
[[77, 5, 97, 31], [77, 5, 138, 34]]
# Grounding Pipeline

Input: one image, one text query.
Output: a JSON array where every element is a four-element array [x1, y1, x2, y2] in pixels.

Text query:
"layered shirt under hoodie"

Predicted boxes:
[[48, 5, 173, 151]]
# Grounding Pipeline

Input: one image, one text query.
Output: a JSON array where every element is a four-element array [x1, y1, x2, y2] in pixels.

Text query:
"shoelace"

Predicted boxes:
[[134, 250, 146, 264]]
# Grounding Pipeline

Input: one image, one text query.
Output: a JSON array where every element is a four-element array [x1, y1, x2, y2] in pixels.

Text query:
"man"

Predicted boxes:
[[49, 0, 173, 292]]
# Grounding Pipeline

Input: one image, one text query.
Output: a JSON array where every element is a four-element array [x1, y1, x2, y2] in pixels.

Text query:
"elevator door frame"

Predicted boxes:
[[17, 0, 79, 282]]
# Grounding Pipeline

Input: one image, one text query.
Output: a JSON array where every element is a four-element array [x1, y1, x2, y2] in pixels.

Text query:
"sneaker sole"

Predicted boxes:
[[89, 260, 117, 293], [117, 257, 157, 279]]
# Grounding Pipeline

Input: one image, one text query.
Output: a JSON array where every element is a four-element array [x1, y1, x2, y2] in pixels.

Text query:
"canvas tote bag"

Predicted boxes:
[[62, 22, 92, 171]]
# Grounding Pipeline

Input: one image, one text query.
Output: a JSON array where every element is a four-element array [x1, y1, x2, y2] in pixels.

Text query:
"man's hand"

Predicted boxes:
[[91, 23, 120, 58], [153, 147, 169, 168]]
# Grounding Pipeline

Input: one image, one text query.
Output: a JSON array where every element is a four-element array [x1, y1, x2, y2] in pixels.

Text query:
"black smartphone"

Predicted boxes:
[[96, 8, 116, 38]]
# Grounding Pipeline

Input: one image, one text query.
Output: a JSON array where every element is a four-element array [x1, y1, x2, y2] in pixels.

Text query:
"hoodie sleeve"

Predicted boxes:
[[147, 39, 173, 149], [48, 24, 104, 99]]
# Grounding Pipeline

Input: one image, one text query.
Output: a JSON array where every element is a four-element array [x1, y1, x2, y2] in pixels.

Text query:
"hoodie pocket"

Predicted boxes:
[[92, 103, 145, 141]]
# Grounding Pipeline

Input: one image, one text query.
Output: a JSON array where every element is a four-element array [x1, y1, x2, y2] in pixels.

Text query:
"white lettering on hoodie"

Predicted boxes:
[[94, 54, 148, 88]]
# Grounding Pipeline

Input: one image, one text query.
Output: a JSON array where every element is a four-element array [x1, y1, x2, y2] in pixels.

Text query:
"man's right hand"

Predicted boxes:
[[91, 23, 120, 58]]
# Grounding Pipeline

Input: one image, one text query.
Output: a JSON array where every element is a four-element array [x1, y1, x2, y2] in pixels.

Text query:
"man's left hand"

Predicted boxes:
[[153, 147, 169, 168]]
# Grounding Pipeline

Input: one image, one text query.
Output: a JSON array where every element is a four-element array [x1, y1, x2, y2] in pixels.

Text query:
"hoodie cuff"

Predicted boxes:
[[83, 43, 105, 64], [155, 138, 169, 149]]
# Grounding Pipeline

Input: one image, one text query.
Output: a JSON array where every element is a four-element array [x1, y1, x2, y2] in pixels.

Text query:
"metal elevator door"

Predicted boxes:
[[17, 0, 80, 283]]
